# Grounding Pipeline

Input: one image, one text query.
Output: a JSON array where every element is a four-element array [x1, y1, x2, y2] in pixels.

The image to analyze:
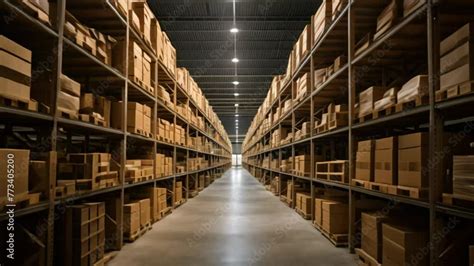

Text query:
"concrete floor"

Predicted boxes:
[[109, 167, 356, 266]]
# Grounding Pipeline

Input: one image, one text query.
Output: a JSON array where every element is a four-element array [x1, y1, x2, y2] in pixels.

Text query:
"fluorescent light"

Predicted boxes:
[[232, 81, 239, 85], [234, 103, 239, 107], [230, 28, 239, 33], [234, 93, 239, 97], [235, 120, 239, 122], [235, 114, 239, 117], [232, 58, 239, 63]]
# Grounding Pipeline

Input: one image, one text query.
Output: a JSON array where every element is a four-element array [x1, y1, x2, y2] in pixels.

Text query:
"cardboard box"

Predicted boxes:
[[129, 41, 143, 82], [359, 86, 387, 118], [403, 0, 426, 17], [375, 0, 402, 39], [470, 245, 474, 266], [142, 52, 152, 87], [299, 25, 312, 57], [139, 198, 150, 227], [382, 223, 428, 266], [60, 74, 81, 97], [58, 91, 80, 112], [374, 137, 398, 185], [124, 202, 140, 234], [398, 133, 428, 188], [452, 156, 474, 197], [356, 140, 374, 181], [0, 149, 30, 206], [362, 212, 389, 262], [0, 35, 32, 102], [322, 201, 348, 234], [131, 2, 153, 45], [441, 22, 474, 56], [313, 0, 332, 44], [397, 75, 428, 104]]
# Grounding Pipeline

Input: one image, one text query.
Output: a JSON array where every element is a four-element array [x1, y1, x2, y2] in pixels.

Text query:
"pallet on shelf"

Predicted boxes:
[[0, 95, 38, 112], [295, 207, 311, 220], [58, 107, 79, 120], [79, 113, 106, 127], [435, 80, 474, 102], [351, 179, 371, 189], [372, 104, 396, 119], [316, 160, 349, 183], [395, 95, 428, 112], [14, 0, 50, 24]]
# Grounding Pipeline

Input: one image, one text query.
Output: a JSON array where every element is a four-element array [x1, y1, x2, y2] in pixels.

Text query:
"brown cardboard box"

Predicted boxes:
[[129, 41, 143, 82], [94, 96, 111, 125], [138, 198, 150, 227], [452, 156, 474, 197], [382, 223, 428, 266], [398, 133, 428, 188], [299, 193, 312, 215], [131, 1, 152, 44], [58, 91, 80, 112], [359, 86, 387, 118], [29, 160, 50, 197], [143, 52, 152, 87], [124, 203, 140, 234], [403, 0, 426, 17], [322, 201, 348, 234], [299, 25, 312, 57], [0, 149, 30, 206], [441, 22, 474, 56], [356, 140, 374, 181], [374, 137, 398, 185], [441, 63, 473, 92], [361, 212, 389, 262], [375, 0, 402, 39], [0, 35, 32, 102], [397, 75, 428, 104], [60, 74, 81, 97], [313, 0, 332, 44], [469, 245, 474, 266]]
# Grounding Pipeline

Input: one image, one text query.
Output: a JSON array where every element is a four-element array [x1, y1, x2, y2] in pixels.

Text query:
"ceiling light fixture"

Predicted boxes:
[[232, 58, 239, 63], [235, 114, 239, 117], [233, 81, 239, 85], [230, 28, 239, 33], [234, 93, 239, 97], [234, 103, 239, 107]]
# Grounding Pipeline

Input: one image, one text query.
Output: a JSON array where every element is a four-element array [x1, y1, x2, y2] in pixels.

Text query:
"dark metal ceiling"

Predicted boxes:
[[149, 0, 320, 145]]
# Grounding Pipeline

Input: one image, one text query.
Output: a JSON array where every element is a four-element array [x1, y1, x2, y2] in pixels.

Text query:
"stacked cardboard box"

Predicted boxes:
[[296, 73, 310, 101], [138, 198, 151, 228], [156, 153, 173, 176], [361, 212, 389, 263], [296, 192, 312, 216], [0, 149, 30, 207], [375, 137, 398, 185], [79, 93, 112, 126], [440, 23, 474, 98], [60, 202, 105, 266], [452, 156, 474, 196], [294, 155, 311, 175], [132, 187, 167, 222], [57, 74, 81, 117], [125, 159, 154, 181], [398, 133, 429, 188], [131, 1, 153, 46], [397, 75, 428, 105], [0, 35, 32, 103], [156, 118, 171, 142], [313, 0, 332, 45], [124, 202, 140, 237], [375, 0, 402, 40], [374, 87, 398, 113], [282, 99, 292, 115], [65, 12, 116, 65], [322, 200, 348, 234], [315, 103, 348, 132], [331, 0, 347, 19], [358, 86, 387, 118], [111, 101, 152, 136], [58, 153, 118, 191], [299, 25, 312, 61], [175, 181, 183, 203], [382, 223, 428, 265], [172, 124, 186, 145], [356, 140, 375, 182]]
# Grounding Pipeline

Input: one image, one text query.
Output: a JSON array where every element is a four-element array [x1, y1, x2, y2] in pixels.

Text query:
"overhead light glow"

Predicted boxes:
[[235, 114, 239, 117], [232, 58, 239, 63], [235, 119, 239, 122], [234, 93, 239, 97], [234, 103, 239, 107], [233, 81, 239, 85], [230, 28, 239, 33]]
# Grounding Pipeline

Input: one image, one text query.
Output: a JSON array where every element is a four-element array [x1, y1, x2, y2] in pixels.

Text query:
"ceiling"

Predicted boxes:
[[149, 0, 320, 146]]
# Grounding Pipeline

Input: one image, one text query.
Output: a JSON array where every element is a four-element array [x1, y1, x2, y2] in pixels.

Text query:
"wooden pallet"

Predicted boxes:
[[356, 113, 373, 123], [124, 224, 149, 242], [15, 0, 50, 24], [313, 222, 348, 247], [280, 195, 291, 207], [395, 95, 428, 112], [132, 76, 154, 95], [328, 117, 348, 130], [367, 182, 392, 194], [442, 193, 474, 209], [140, 221, 152, 231], [391, 185, 428, 199], [316, 160, 349, 183], [435, 80, 474, 102], [188, 190, 199, 198], [355, 248, 381, 266], [351, 179, 370, 189], [295, 207, 311, 220], [174, 199, 186, 208], [58, 108, 78, 120], [372, 104, 396, 119], [0, 95, 38, 112], [315, 123, 328, 134], [79, 114, 106, 127], [129, 127, 153, 138], [292, 170, 310, 178], [155, 207, 172, 221], [126, 174, 153, 184]]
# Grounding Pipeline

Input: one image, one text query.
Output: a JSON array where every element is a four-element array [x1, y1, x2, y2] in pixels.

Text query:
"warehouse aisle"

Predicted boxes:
[[109, 168, 356, 266]]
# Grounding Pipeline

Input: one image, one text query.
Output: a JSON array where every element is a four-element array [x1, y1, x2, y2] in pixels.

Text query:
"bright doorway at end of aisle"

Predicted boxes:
[[232, 154, 242, 167]]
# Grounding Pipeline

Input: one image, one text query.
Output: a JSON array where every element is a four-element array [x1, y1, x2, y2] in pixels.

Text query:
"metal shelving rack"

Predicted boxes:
[[242, 1, 474, 265], [0, 0, 232, 265]]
